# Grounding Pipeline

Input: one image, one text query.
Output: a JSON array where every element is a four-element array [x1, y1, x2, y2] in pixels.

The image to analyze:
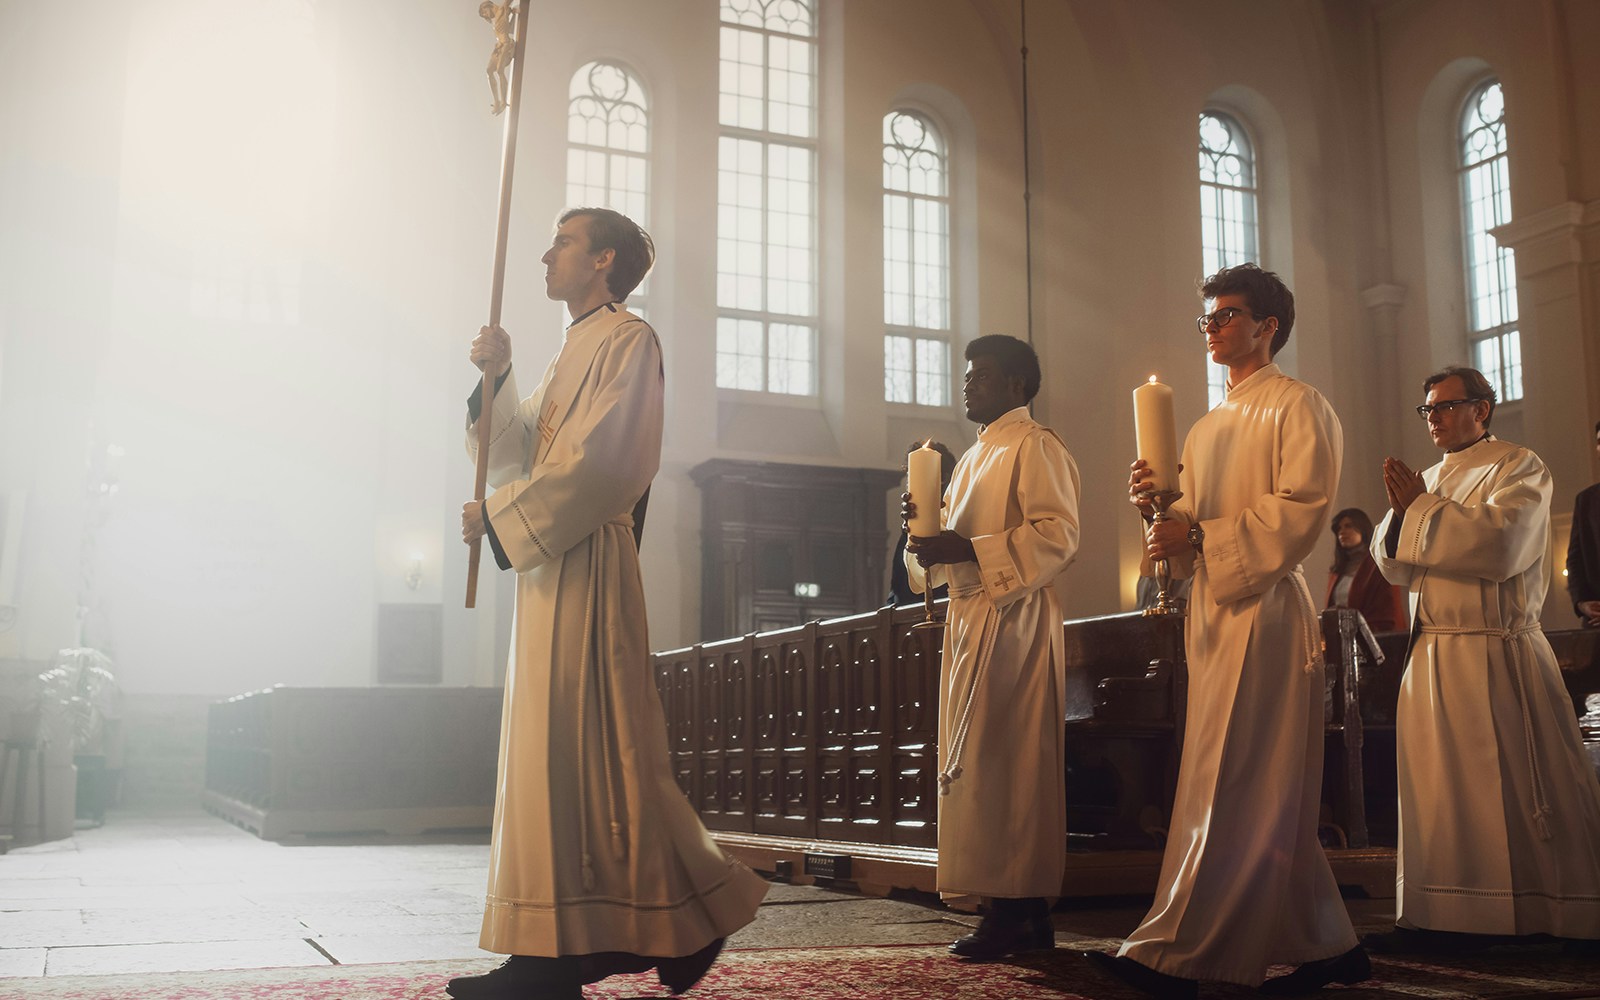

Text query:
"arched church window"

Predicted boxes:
[[1198, 110, 1260, 408], [1458, 79, 1520, 401], [715, 0, 818, 395], [566, 61, 650, 313], [883, 110, 950, 406]]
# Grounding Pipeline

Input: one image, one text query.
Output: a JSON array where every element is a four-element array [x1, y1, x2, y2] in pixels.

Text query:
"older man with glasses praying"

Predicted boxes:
[[1368, 365, 1600, 956]]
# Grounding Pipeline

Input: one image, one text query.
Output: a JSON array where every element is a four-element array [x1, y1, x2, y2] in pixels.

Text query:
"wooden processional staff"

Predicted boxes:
[[466, 0, 531, 609]]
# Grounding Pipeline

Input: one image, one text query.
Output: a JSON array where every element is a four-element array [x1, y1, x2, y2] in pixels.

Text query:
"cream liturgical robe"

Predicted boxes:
[[1373, 436, 1600, 938], [1119, 365, 1356, 986], [906, 406, 1081, 902], [467, 304, 767, 958]]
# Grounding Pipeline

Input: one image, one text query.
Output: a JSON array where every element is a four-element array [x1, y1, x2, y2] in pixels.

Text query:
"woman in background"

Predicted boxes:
[[1326, 507, 1406, 632]]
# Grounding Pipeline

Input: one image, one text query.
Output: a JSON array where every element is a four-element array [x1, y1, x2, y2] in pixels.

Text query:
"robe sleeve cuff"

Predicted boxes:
[[970, 531, 1025, 606], [1398, 493, 1447, 563], [484, 480, 558, 572], [1196, 515, 1253, 604], [466, 366, 514, 424], [482, 501, 511, 571]]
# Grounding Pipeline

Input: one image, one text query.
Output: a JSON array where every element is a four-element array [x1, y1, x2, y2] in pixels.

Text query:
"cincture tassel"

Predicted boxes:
[[937, 609, 1002, 795]]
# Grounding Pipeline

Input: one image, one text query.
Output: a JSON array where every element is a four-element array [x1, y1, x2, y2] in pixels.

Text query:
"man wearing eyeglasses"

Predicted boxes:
[[1368, 366, 1600, 955], [1087, 263, 1364, 999]]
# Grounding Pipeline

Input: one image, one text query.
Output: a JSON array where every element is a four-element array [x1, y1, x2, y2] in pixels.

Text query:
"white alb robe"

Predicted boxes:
[[907, 406, 1080, 901], [1120, 365, 1356, 985], [1373, 435, 1600, 938], [467, 304, 767, 957]]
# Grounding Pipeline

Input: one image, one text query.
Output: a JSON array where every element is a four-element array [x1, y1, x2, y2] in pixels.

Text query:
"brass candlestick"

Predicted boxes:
[[910, 581, 946, 631], [1140, 488, 1187, 617]]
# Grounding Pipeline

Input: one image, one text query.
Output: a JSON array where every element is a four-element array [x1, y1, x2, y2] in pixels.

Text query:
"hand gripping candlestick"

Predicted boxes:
[[1133, 376, 1186, 616], [1139, 488, 1186, 616], [906, 441, 946, 631]]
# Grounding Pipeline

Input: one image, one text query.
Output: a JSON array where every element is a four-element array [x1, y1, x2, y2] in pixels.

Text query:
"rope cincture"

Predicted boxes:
[[937, 588, 1002, 795], [1289, 569, 1323, 675], [1419, 622, 1550, 840]]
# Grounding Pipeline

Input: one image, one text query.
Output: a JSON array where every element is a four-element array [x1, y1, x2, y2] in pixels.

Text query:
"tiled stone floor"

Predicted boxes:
[[0, 810, 979, 978], [0, 809, 1395, 980]]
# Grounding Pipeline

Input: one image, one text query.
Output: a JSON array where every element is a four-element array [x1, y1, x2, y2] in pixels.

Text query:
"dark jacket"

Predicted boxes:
[[1326, 551, 1406, 633], [1568, 482, 1600, 618]]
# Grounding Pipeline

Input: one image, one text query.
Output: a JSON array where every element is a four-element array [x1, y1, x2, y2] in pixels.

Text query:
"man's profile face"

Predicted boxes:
[[1423, 375, 1489, 452], [962, 356, 1022, 425], [540, 214, 606, 304], [1201, 292, 1271, 369], [1593, 427, 1599, 461]]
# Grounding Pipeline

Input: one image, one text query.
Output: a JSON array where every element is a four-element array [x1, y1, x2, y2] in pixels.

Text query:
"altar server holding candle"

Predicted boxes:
[[1132, 376, 1179, 495], [900, 334, 1080, 961], [1086, 264, 1365, 999]]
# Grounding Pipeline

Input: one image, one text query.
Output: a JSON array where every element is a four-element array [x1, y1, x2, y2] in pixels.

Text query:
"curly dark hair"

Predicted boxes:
[[1199, 262, 1295, 356], [964, 334, 1041, 403]]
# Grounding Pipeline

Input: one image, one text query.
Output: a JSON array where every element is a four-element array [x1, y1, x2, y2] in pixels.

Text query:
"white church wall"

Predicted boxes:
[[3, 0, 1595, 695]]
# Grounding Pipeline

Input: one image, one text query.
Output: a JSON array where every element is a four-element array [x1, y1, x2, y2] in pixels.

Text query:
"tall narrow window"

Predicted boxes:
[[567, 61, 649, 312], [1198, 111, 1260, 408], [1458, 80, 1520, 401], [715, 0, 817, 395], [883, 111, 950, 406]]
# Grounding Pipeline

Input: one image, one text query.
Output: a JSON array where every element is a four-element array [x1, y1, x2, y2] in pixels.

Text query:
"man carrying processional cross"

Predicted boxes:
[[450, 209, 767, 1000]]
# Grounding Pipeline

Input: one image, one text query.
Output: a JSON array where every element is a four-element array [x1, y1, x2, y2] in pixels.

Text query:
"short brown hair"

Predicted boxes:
[[1199, 262, 1294, 356], [1422, 365, 1496, 428], [559, 207, 655, 299]]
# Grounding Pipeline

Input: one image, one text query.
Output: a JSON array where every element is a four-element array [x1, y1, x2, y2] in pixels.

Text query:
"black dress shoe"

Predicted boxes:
[[657, 936, 724, 995], [1259, 945, 1371, 996], [949, 913, 1055, 959], [445, 955, 581, 1000], [1360, 926, 1480, 955], [1081, 951, 1198, 1000], [576, 950, 655, 984], [1562, 937, 1600, 958]]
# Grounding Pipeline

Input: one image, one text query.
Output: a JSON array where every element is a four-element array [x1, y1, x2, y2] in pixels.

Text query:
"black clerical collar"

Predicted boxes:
[[567, 301, 622, 328], [1447, 432, 1492, 453]]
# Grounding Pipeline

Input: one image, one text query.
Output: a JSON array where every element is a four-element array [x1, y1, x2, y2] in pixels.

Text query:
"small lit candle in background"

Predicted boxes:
[[1132, 375, 1179, 493], [907, 441, 943, 538]]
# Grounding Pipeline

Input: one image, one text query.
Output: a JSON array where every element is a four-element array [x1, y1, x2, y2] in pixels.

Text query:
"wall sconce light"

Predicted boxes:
[[404, 554, 423, 590]]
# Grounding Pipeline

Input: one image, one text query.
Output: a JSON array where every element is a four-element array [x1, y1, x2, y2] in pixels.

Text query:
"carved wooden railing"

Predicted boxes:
[[652, 602, 944, 849]]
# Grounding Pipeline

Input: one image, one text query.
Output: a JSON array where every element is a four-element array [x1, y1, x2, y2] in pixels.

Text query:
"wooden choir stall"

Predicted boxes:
[[651, 604, 1600, 898]]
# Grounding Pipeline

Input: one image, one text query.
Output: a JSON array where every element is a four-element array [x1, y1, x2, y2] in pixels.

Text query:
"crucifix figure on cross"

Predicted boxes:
[[479, 0, 516, 115]]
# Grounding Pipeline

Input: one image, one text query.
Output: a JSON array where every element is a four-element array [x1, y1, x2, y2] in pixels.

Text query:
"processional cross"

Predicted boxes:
[[466, 0, 530, 608]]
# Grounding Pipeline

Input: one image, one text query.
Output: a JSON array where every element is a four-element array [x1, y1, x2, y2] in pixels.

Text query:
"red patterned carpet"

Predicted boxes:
[[5, 943, 1599, 1000]]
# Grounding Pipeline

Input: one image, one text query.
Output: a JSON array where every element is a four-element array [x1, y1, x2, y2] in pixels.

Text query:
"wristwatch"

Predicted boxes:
[[1186, 523, 1205, 553]]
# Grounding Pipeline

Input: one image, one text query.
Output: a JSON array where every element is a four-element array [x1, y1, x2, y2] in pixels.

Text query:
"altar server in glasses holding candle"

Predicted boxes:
[[900, 334, 1080, 960], [1087, 263, 1366, 999]]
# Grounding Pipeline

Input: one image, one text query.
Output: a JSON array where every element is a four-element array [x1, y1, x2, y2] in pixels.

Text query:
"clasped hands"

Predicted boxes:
[[1383, 457, 1426, 515], [899, 493, 975, 566], [1128, 459, 1190, 561]]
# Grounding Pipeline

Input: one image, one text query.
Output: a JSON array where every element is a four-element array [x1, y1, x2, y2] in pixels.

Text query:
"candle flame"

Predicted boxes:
[[1147, 374, 1158, 384]]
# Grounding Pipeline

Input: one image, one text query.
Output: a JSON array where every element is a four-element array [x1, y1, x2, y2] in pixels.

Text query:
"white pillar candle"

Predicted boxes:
[[1133, 375, 1180, 493], [907, 441, 943, 538]]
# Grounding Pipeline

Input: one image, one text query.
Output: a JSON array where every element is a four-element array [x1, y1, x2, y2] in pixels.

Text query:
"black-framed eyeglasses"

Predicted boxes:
[[1415, 398, 1481, 419], [1195, 307, 1261, 334]]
